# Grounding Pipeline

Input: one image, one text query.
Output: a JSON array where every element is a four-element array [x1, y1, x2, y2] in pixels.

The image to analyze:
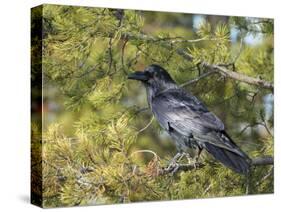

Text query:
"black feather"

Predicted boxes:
[[204, 142, 251, 174]]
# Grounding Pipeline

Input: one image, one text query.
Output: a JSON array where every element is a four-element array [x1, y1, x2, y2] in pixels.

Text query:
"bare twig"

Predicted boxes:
[[137, 117, 154, 134], [180, 71, 217, 87], [130, 149, 159, 159]]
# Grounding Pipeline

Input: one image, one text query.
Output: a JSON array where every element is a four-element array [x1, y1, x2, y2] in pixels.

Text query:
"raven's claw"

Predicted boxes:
[[165, 152, 195, 174]]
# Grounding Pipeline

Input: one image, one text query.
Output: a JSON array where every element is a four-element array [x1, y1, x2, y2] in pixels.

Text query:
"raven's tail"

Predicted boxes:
[[204, 132, 251, 175]]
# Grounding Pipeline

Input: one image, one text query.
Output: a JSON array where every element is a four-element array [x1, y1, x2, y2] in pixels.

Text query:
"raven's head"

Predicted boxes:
[[128, 64, 176, 90]]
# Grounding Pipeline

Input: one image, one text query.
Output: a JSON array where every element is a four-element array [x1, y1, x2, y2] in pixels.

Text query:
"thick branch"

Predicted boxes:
[[160, 156, 273, 175], [123, 32, 273, 91], [252, 156, 274, 166], [205, 64, 274, 91]]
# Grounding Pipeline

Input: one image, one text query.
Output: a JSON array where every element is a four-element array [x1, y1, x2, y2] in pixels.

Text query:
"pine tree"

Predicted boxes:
[[31, 5, 274, 208]]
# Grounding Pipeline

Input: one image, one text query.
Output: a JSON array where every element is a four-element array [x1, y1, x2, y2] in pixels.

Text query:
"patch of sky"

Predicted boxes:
[[193, 15, 264, 45]]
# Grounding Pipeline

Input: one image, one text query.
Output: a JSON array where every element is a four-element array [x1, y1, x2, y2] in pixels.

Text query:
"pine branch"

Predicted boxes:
[[204, 64, 274, 91], [123, 32, 274, 91], [160, 156, 274, 175]]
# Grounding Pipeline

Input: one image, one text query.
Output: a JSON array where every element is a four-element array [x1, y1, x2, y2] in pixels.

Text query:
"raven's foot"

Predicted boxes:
[[165, 152, 193, 173], [165, 152, 182, 171], [181, 152, 199, 169], [164, 162, 180, 175]]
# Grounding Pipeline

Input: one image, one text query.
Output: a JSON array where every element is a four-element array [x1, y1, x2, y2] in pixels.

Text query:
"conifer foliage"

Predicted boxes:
[[31, 5, 274, 207]]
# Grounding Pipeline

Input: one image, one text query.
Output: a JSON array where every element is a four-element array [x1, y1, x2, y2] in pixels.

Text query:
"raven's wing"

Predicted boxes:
[[151, 88, 225, 133], [151, 88, 246, 156]]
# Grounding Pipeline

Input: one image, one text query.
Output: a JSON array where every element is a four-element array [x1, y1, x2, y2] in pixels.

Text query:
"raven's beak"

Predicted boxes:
[[128, 71, 148, 81]]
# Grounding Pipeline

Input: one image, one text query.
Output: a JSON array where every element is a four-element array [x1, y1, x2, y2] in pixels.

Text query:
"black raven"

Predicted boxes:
[[128, 64, 251, 174]]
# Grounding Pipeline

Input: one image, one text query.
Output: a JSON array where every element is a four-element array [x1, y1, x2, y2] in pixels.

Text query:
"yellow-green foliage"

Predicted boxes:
[[41, 113, 171, 207], [33, 5, 274, 207]]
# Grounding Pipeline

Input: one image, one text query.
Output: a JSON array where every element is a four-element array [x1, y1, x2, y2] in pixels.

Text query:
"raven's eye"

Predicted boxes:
[[151, 71, 159, 80], [145, 71, 154, 78]]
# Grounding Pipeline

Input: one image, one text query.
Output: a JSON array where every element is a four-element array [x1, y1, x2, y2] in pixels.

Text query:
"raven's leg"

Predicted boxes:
[[165, 152, 193, 173], [166, 152, 182, 171], [195, 147, 203, 162], [172, 152, 193, 163], [179, 152, 193, 164], [171, 152, 182, 162], [169, 154, 193, 175]]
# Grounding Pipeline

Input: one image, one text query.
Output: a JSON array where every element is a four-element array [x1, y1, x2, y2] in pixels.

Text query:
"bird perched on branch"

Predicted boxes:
[[128, 64, 251, 174]]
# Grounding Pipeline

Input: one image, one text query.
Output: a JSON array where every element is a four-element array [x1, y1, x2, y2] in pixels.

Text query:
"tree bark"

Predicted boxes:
[[252, 156, 274, 166]]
